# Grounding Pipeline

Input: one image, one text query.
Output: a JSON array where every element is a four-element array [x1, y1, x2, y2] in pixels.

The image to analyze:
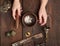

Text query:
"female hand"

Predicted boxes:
[[12, 0, 22, 20], [39, 7, 48, 26]]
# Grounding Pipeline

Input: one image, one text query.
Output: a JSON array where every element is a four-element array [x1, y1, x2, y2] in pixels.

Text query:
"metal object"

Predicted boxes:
[[12, 33, 43, 46], [0, 0, 11, 13], [5, 30, 16, 37], [25, 32, 31, 37], [22, 12, 37, 26]]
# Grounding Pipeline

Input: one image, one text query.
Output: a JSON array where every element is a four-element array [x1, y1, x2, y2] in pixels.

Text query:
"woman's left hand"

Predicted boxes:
[[39, 7, 48, 26]]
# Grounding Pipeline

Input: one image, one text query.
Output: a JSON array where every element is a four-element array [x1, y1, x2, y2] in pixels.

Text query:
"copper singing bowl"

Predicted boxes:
[[22, 12, 37, 26]]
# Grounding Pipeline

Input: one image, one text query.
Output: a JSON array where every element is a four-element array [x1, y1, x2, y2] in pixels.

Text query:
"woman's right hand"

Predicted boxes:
[[12, 0, 22, 20]]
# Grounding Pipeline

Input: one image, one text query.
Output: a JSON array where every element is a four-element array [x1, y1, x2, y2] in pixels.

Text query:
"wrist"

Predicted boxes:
[[40, 4, 46, 8], [40, 6, 45, 9], [14, 0, 20, 2]]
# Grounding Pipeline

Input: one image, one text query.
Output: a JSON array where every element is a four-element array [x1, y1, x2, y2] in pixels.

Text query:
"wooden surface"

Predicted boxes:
[[0, 0, 60, 46], [47, 0, 60, 46]]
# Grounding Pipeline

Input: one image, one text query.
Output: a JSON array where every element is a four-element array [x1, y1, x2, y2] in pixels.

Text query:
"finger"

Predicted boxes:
[[20, 9, 23, 16], [12, 9, 16, 20], [20, 7, 22, 10], [39, 14, 42, 24], [41, 21, 46, 26], [41, 16, 47, 26], [18, 8, 20, 16], [18, 9, 23, 16], [20, 9, 23, 12]]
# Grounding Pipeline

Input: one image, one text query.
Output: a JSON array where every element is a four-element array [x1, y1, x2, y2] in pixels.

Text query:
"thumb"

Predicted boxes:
[[12, 9, 16, 20]]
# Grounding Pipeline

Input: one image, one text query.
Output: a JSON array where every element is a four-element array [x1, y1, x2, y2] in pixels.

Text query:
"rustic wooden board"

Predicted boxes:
[[47, 0, 60, 46], [1, 0, 60, 46]]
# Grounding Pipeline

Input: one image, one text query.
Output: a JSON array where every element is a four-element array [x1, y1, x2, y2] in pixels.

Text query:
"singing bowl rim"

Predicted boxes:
[[22, 11, 38, 27]]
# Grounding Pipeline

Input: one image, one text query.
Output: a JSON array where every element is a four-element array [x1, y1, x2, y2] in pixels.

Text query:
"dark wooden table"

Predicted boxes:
[[46, 0, 60, 46]]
